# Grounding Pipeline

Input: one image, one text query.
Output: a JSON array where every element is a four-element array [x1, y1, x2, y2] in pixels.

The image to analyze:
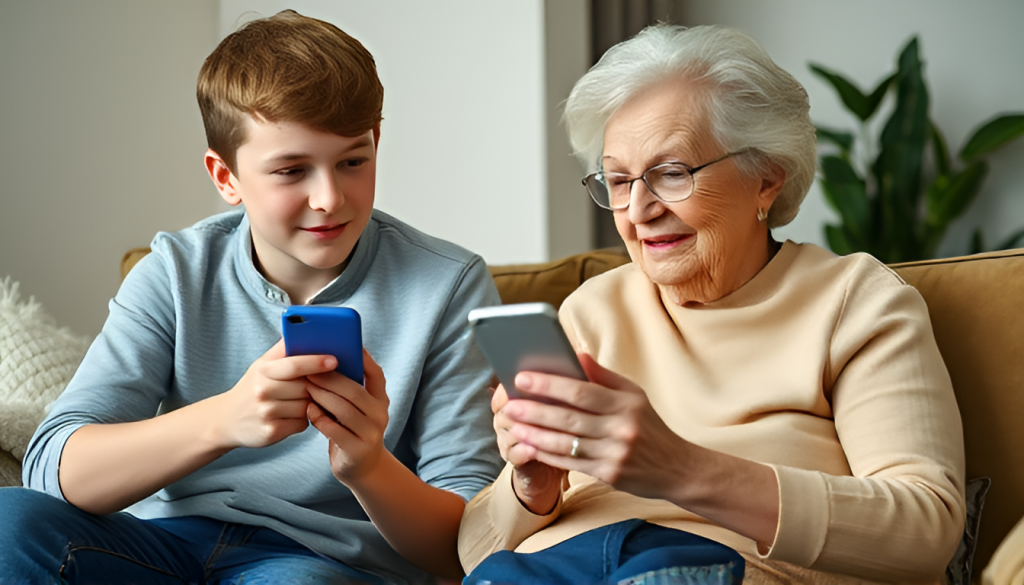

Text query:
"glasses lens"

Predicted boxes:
[[647, 164, 694, 202], [584, 173, 614, 209]]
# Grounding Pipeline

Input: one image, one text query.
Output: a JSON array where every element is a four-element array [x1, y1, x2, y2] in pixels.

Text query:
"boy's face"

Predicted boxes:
[[206, 118, 377, 292]]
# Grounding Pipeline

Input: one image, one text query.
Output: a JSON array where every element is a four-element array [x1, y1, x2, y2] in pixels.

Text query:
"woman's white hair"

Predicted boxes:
[[564, 24, 816, 228]]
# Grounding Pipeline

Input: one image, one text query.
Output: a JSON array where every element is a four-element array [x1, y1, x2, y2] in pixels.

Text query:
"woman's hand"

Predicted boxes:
[[504, 353, 781, 546], [493, 384, 565, 515], [214, 339, 335, 449], [307, 349, 391, 485], [502, 353, 691, 501]]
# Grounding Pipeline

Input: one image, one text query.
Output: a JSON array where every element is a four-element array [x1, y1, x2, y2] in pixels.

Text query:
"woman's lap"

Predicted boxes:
[[465, 519, 744, 585]]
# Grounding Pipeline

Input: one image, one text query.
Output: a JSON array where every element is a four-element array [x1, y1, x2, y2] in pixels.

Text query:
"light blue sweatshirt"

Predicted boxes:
[[23, 209, 503, 584]]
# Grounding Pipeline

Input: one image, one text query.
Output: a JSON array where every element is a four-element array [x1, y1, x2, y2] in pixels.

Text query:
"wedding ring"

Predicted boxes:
[[569, 436, 581, 458]]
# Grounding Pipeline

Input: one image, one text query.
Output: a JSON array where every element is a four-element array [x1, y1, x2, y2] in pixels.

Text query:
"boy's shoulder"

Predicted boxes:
[[370, 209, 484, 269], [150, 209, 245, 252]]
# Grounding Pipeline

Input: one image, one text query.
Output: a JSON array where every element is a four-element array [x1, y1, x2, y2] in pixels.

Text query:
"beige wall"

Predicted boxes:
[[1, 0, 590, 337], [2, 0, 1021, 338], [0, 1, 219, 337]]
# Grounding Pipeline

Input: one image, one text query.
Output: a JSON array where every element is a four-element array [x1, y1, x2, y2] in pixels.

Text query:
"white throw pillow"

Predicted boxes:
[[0, 276, 90, 461]]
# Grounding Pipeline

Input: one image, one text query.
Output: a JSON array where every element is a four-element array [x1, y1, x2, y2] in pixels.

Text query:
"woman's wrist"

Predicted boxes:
[[511, 461, 564, 515]]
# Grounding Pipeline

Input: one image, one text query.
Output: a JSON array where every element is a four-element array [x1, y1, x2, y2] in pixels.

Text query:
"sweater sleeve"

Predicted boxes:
[[763, 262, 966, 582], [458, 462, 564, 573]]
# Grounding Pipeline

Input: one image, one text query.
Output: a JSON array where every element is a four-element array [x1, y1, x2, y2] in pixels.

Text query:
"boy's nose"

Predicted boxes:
[[309, 175, 345, 212]]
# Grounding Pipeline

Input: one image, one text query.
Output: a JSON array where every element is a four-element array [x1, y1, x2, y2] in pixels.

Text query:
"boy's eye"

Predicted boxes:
[[273, 167, 305, 179], [341, 158, 367, 169]]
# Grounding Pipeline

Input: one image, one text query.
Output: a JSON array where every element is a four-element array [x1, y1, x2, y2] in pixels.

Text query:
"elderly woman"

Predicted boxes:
[[458, 24, 965, 584]]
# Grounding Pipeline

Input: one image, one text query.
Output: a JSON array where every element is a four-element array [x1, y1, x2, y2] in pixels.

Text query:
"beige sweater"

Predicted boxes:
[[459, 242, 965, 584]]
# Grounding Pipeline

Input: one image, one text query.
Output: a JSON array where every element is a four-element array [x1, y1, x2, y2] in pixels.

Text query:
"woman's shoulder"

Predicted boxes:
[[563, 262, 652, 309], [785, 241, 908, 290]]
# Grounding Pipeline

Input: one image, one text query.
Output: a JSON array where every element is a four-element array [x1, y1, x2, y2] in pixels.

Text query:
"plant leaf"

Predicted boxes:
[[815, 126, 855, 153], [824, 224, 856, 256], [864, 72, 897, 119], [809, 64, 873, 121], [930, 120, 951, 177], [994, 226, 1024, 251], [926, 161, 989, 227], [959, 114, 1024, 162], [970, 228, 985, 255], [819, 156, 870, 245], [874, 36, 929, 262]]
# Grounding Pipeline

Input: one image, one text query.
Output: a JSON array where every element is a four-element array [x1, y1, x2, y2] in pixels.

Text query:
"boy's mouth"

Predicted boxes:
[[302, 223, 346, 240]]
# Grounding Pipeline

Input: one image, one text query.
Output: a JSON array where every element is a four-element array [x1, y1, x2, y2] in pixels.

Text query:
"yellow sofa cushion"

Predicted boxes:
[[119, 244, 1024, 572]]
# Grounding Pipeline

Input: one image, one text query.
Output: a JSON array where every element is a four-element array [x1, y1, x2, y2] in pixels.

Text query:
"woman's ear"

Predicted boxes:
[[205, 149, 241, 206], [757, 160, 786, 211]]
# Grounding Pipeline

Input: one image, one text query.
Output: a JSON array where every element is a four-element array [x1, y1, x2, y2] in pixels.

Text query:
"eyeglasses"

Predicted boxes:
[[582, 149, 748, 210]]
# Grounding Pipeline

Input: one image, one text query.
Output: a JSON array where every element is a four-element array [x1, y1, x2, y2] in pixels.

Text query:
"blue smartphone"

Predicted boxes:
[[282, 306, 363, 384]]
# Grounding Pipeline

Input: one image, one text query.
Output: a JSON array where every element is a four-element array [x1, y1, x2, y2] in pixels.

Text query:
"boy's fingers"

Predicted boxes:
[[266, 353, 337, 381], [361, 349, 388, 401], [263, 338, 287, 360]]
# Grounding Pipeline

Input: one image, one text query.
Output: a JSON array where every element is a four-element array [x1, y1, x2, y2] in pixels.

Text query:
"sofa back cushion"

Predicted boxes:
[[119, 244, 1024, 570], [891, 249, 1024, 571]]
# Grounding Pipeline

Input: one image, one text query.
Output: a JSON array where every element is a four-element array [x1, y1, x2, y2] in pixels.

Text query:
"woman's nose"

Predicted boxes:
[[626, 178, 663, 224]]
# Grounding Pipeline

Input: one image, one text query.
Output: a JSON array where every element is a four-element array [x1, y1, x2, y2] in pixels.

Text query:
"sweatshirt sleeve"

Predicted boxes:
[[458, 462, 564, 573], [21, 248, 177, 496], [410, 256, 505, 501], [763, 260, 966, 582]]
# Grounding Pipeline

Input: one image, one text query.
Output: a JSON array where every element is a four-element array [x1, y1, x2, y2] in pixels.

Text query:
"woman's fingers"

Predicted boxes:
[[511, 370, 633, 415]]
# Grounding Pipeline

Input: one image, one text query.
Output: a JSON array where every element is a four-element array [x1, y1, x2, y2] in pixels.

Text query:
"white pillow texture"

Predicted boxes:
[[0, 276, 90, 462]]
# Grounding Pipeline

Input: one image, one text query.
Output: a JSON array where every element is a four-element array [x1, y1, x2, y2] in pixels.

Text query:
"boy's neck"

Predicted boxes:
[[252, 245, 349, 305]]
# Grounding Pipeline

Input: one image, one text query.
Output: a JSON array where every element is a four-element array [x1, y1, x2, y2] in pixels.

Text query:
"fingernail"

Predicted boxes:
[[324, 357, 337, 369], [515, 372, 532, 391]]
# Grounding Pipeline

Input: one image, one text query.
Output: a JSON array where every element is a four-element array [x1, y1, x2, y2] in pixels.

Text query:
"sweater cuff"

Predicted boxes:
[[492, 463, 563, 540], [458, 463, 562, 573], [760, 464, 829, 567]]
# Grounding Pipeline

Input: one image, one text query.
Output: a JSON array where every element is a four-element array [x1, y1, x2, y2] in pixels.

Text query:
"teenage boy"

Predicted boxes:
[[0, 10, 502, 584]]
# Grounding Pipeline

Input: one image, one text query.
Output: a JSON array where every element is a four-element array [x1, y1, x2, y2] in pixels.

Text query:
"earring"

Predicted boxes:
[[757, 207, 768, 222]]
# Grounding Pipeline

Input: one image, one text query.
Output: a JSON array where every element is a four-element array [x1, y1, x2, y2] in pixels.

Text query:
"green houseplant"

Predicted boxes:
[[810, 37, 1024, 263]]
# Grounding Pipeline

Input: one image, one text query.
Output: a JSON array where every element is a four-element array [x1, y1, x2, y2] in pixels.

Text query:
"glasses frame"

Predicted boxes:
[[582, 149, 749, 211]]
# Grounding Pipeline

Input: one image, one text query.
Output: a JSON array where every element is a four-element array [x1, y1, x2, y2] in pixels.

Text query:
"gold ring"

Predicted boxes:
[[569, 436, 581, 458]]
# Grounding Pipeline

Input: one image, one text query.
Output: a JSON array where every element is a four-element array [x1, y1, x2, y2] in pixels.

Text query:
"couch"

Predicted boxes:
[[2, 244, 1022, 581]]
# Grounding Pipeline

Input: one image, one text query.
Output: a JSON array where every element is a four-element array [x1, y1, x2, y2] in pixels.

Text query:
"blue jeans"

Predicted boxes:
[[0, 487, 380, 584], [464, 519, 745, 585]]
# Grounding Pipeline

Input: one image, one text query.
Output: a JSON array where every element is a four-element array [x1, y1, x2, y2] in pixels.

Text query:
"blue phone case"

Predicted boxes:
[[282, 306, 363, 383]]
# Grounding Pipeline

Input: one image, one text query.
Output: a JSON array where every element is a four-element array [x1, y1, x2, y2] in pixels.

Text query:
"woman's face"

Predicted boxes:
[[603, 79, 783, 305]]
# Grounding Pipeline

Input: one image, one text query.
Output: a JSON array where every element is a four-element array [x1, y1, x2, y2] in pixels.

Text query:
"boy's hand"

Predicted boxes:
[[216, 339, 336, 449], [307, 348, 390, 485]]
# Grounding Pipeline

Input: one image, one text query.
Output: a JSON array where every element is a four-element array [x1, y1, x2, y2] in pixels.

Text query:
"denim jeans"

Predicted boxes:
[[464, 519, 745, 585], [0, 487, 380, 584]]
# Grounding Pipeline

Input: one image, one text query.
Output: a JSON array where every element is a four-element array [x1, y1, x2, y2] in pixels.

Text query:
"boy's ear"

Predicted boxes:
[[372, 124, 381, 148], [205, 149, 241, 206]]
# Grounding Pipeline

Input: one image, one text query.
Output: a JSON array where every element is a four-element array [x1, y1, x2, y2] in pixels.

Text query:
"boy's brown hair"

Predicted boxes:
[[197, 9, 384, 173]]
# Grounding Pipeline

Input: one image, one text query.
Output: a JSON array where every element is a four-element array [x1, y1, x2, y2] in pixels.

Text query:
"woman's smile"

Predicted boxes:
[[641, 233, 693, 251]]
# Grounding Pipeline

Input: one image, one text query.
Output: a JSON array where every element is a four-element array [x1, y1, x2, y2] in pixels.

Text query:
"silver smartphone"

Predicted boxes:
[[468, 302, 586, 399]]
